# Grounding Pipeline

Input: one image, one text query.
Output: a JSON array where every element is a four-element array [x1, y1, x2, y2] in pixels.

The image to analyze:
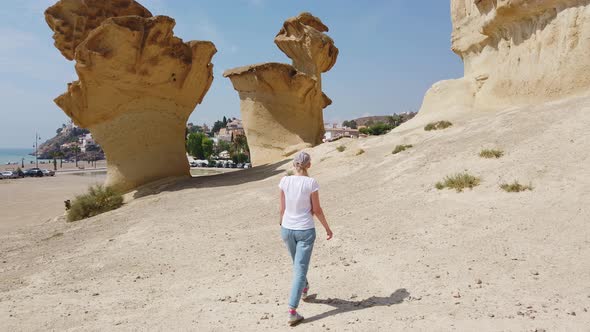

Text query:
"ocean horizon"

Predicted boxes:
[[0, 148, 49, 166]]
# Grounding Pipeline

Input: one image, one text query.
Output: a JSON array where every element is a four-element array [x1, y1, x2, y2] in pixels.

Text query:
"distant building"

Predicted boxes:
[[216, 128, 233, 142], [215, 118, 245, 142], [60, 142, 79, 150], [323, 124, 360, 141], [80, 133, 97, 152]]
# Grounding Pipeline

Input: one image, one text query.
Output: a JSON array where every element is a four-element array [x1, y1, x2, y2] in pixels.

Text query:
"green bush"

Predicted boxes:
[[500, 181, 533, 192], [479, 149, 504, 159], [67, 185, 124, 222], [336, 145, 346, 152], [392, 144, 413, 155], [425, 121, 453, 131], [358, 122, 394, 136], [435, 172, 481, 192]]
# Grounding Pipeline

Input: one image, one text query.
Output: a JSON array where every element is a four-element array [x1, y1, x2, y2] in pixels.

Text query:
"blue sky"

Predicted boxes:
[[0, 0, 463, 149]]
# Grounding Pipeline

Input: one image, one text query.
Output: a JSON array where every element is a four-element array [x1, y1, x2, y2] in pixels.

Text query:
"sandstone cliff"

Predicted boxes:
[[45, 1, 216, 191], [224, 13, 338, 165], [420, 0, 590, 115]]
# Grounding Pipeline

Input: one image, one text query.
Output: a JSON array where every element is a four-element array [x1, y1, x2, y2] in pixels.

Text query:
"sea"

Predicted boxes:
[[0, 148, 51, 167]]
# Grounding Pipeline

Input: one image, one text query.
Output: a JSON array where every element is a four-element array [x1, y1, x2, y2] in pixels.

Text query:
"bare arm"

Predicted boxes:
[[279, 190, 285, 225], [311, 191, 333, 240]]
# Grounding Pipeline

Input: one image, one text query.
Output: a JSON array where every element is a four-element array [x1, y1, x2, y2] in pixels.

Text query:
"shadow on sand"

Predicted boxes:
[[302, 288, 410, 324], [132, 159, 291, 199]]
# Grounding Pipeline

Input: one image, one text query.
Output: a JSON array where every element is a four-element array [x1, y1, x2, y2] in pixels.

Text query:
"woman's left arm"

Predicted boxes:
[[279, 190, 286, 225]]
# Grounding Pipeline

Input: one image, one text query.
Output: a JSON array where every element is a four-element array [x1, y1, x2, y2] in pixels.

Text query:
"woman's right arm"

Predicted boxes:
[[311, 191, 333, 240]]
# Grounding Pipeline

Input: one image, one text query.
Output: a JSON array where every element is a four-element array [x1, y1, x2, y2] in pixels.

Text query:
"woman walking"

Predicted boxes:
[[279, 151, 333, 326]]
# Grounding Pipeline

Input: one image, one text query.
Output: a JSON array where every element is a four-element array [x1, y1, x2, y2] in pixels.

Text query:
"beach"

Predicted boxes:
[[0, 171, 106, 232], [1, 96, 589, 330], [0, 165, 238, 233]]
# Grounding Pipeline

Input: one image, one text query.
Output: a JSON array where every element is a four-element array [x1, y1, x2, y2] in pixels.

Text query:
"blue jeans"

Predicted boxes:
[[281, 227, 316, 309]]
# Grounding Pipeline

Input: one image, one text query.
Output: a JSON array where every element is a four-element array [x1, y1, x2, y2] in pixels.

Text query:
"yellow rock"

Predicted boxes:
[[45, 2, 216, 191], [224, 13, 338, 165]]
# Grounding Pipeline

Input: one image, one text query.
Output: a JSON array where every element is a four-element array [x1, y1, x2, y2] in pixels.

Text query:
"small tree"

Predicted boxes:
[[212, 120, 224, 134], [202, 136, 214, 160], [215, 140, 232, 156], [186, 132, 205, 159]]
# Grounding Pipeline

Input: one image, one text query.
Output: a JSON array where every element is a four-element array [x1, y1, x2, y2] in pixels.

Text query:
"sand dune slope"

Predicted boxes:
[[1, 95, 590, 331]]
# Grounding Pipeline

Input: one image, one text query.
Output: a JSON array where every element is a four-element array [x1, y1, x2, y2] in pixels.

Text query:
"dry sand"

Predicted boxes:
[[1, 96, 590, 330], [0, 172, 106, 232]]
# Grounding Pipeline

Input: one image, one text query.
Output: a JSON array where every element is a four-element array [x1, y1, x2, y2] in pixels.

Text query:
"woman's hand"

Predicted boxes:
[[326, 228, 333, 240]]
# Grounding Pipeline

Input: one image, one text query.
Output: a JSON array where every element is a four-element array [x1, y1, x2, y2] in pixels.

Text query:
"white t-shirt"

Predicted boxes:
[[279, 176, 320, 230]]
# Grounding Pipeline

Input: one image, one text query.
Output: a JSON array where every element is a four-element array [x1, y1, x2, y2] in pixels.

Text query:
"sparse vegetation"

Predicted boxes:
[[356, 149, 365, 156], [425, 121, 453, 131], [392, 144, 413, 155], [500, 181, 533, 192], [435, 172, 481, 192], [336, 145, 346, 152], [479, 149, 504, 159], [67, 185, 124, 222]]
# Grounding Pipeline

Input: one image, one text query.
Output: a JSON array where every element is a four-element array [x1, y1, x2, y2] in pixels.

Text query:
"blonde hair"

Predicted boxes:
[[293, 151, 311, 172]]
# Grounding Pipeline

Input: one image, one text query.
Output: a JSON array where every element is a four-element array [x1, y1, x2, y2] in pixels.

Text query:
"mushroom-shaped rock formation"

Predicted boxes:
[[224, 12, 338, 165], [45, 1, 216, 191]]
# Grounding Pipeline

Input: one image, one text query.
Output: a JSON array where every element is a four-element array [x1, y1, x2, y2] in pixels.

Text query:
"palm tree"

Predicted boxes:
[[72, 146, 81, 168], [231, 134, 249, 163]]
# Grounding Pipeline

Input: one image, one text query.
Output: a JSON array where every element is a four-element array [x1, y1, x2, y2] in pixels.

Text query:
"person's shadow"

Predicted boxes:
[[301, 288, 410, 324]]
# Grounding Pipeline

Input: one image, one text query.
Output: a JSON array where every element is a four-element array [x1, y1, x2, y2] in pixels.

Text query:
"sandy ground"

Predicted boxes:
[[0, 172, 106, 233], [1, 95, 590, 331]]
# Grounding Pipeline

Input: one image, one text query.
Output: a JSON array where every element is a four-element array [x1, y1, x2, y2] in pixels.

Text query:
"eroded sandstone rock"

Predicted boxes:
[[444, 0, 590, 111], [45, 0, 152, 60], [46, 1, 216, 191], [224, 12, 338, 165]]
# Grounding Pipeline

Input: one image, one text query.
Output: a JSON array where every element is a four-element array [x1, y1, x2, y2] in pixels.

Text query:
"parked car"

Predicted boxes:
[[42, 169, 55, 176], [189, 161, 198, 167], [1, 171, 20, 179], [236, 163, 243, 169], [243, 163, 251, 169], [24, 168, 44, 177]]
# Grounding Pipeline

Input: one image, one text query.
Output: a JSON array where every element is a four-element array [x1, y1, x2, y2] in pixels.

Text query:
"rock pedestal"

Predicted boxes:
[[45, 1, 216, 191], [224, 13, 338, 165]]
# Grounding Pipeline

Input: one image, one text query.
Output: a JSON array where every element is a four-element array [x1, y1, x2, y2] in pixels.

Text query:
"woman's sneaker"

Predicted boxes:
[[288, 312, 304, 326], [302, 282, 310, 301]]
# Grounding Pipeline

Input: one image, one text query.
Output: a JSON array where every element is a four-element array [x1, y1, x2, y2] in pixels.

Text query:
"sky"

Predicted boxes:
[[0, 0, 463, 149]]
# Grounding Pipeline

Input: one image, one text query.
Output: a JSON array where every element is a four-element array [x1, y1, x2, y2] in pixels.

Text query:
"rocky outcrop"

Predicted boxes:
[[45, 1, 216, 191], [420, 0, 590, 115], [224, 12, 338, 165], [45, 0, 152, 60]]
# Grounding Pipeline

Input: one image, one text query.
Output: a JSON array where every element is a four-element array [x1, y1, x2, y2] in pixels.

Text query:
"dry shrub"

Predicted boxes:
[[67, 185, 123, 222], [336, 145, 346, 152], [435, 172, 481, 192], [500, 181, 533, 192], [425, 121, 453, 131], [392, 144, 413, 155], [479, 149, 504, 159], [356, 149, 365, 156]]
